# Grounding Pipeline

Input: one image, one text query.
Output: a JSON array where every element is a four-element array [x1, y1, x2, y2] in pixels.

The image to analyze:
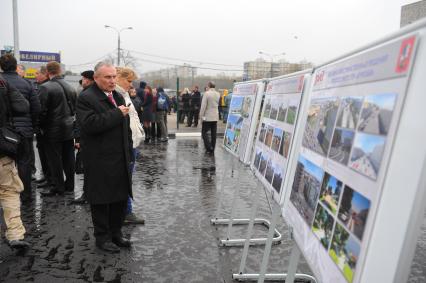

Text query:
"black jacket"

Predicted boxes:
[[76, 83, 133, 204], [0, 75, 29, 128], [38, 76, 77, 142], [189, 91, 201, 111], [2, 71, 40, 137]]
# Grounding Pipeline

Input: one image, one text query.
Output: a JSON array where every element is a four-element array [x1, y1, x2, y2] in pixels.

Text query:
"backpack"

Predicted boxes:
[[157, 92, 169, 110]]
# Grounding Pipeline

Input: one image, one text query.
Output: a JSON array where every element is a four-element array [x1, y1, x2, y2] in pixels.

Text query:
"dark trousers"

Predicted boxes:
[[91, 200, 127, 243], [202, 121, 217, 152], [45, 139, 75, 192], [36, 134, 50, 182], [17, 137, 33, 199], [187, 110, 199, 127]]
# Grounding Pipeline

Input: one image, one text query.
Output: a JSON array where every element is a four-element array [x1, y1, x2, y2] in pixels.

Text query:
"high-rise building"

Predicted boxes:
[[243, 58, 313, 80], [401, 0, 426, 27]]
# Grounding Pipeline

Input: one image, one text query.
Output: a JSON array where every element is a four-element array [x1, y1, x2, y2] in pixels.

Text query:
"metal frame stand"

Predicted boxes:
[[232, 201, 316, 283], [211, 164, 282, 247]]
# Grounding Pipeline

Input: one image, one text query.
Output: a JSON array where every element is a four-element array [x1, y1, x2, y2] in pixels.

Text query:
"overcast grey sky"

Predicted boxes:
[[0, 0, 416, 75]]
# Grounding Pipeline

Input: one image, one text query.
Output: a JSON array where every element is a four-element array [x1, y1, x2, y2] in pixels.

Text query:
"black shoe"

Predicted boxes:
[[96, 241, 120, 253], [35, 177, 46, 183], [124, 213, 145, 225], [40, 188, 64, 196], [71, 196, 87, 205], [159, 138, 168, 143], [8, 239, 30, 250], [37, 180, 50, 188], [112, 237, 131, 248]]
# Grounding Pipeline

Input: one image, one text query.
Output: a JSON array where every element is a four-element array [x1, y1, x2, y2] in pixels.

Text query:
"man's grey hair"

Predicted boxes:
[[207, 81, 215, 88], [94, 61, 115, 75]]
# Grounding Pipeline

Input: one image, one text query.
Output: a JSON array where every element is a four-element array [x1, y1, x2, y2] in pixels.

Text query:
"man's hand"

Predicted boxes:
[[118, 105, 130, 116]]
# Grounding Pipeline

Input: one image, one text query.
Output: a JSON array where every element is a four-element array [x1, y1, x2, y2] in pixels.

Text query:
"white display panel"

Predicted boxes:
[[224, 81, 264, 164], [283, 34, 418, 283], [251, 73, 309, 203]]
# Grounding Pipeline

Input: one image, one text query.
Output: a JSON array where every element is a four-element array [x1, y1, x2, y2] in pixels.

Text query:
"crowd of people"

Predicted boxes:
[[0, 53, 224, 253]]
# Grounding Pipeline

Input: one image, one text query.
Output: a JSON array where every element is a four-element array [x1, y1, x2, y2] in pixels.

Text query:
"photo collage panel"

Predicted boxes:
[[301, 93, 397, 180], [253, 146, 286, 194], [290, 155, 372, 283], [262, 96, 300, 127], [224, 114, 244, 153]]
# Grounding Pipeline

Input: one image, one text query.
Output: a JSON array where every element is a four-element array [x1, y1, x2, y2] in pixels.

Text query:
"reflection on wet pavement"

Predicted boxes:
[[0, 138, 424, 282]]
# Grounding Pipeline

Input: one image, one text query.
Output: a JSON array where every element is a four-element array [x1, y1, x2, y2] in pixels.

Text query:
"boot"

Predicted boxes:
[[143, 126, 150, 144]]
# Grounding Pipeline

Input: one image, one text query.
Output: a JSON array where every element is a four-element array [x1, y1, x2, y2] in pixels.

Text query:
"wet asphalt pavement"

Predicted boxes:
[[0, 138, 424, 282]]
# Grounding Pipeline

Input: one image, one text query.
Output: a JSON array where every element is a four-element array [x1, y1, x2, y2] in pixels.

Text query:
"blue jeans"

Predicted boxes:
[[127, 148, 139, 215]]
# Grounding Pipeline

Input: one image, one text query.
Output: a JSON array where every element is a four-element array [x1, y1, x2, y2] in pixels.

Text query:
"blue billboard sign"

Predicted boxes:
[[1, 50, 61, 63]]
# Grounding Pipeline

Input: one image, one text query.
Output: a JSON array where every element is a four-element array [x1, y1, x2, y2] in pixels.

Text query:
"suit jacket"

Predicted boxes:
[[199, 88, 220, 122], [76, 83, 133, 204]]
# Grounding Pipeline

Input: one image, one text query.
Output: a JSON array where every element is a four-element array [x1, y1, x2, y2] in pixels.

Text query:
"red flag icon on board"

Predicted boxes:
[[395, 36, 416, 73]]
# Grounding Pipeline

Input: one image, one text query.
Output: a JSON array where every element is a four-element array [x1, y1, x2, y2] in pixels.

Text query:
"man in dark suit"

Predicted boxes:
[[76, 62, 133, 253], [38, 61, 76, 196]]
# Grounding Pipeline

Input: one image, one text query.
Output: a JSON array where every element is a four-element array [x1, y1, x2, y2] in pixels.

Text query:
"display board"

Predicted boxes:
[[283, 33, 419, 283], [224, 80, 264, 164], [251, 72, 309, 203]]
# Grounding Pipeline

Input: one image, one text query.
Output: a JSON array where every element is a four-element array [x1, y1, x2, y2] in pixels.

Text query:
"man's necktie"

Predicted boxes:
[[107, 93, 117, 107]]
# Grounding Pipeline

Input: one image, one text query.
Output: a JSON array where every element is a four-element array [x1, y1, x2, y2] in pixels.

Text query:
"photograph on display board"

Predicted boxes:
[[286, 99, 299, 125], [241, 96, 253, 118], [329, 223, 361, 283], [279, 131, 292, 158], [328, 128, 356, 165], [254, 148, 262, 169], [264, 125, 274, 147], [358, 93, 397, 136], [336, 97, 363, 130], [265, 159, 274, 184], [302, 98, 340, 156], [269, 98, 279, 120], [224, 114, 243, 153], [349, 132, 386, 180], [258, 123, 267, 143], [338, 185, 371, 241], [271, 127, 283, 153], [272, 162, 285, 193], [277, 99, 288, 122], [290, 156, 324, 225], [264, 98, 272, 118], [259, 152, 269, 176], [319, 173, 343, 215], [312, 203, 335, 250], [229, 96, 244, 115]]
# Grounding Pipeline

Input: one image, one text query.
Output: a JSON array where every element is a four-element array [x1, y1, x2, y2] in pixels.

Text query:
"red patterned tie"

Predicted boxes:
[[107, 93, 117, 107]]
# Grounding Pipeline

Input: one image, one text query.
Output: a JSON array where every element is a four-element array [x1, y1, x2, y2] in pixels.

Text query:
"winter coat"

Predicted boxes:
[[1, 71, 40, 138], [141, 91, 154, 122], [76, 83, 133, 205], [115, 84, 144, 148], [38, 76, 77, 142], [199, 88, 220, 122], [0, 75, 29, 128], [189, 91, 201, 111]]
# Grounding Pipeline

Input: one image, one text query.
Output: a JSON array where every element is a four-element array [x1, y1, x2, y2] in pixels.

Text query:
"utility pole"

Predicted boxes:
[[12, 0, 20, 63], [105, 25, 133, 66]]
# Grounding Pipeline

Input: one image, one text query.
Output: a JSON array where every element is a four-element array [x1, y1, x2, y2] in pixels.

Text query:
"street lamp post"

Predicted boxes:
[[104, 25, 133, 66], [258, 51, 286, 78]]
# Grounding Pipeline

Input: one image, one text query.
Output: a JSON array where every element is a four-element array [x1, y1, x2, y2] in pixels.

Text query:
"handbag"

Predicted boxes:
[[0, 88, 20, 158], [0, 126, 20, 158]]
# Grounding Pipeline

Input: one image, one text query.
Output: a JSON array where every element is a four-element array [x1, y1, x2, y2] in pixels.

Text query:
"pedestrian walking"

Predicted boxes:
[[0, 73, 31, 250], [199, 82, 221, 155], [76, 62, 133, 253], [115, 67, 145, 224], [38, 61, 77, 196], [182, 88, 190, 124], [0, 54, 41, 203]]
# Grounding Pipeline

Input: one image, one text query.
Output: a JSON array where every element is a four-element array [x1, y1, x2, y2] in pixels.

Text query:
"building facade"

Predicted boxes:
[[243, 58, 313, 80]]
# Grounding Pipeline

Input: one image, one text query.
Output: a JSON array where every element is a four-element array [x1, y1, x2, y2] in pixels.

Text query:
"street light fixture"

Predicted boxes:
[[258, 51, 286, 78], [104, 25, 133, 66]]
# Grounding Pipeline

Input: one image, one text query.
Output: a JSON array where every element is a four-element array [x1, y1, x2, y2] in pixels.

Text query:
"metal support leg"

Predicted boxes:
[[257, 201, 281, 283], [285, 242, 302, 283], [226, 166, 242, 241]]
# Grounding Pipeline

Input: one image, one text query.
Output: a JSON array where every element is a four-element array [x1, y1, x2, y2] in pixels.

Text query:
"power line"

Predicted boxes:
[[124, 48, 242, 68], [66, 50, 117, 67]]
